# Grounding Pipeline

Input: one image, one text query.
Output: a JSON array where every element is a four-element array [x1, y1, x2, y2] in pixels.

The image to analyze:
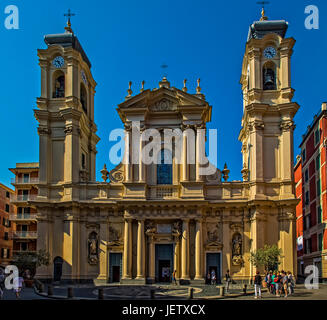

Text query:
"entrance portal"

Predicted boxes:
[[53, 256, 63, 282], [155, 244, 173, 283], [206, 253, 221, 284], [109, 252, 122, 283]]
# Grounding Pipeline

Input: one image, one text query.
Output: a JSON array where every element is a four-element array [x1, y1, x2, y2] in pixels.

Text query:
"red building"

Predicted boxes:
[[295, 103, 327, 281], [0, 183, 15, 267]]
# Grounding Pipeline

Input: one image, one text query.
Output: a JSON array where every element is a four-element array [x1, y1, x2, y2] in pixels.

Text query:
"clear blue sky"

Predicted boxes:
[[0, 0, 326, 187]]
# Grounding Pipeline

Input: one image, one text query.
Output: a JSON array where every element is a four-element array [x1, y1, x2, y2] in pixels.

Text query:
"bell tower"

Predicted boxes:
[[35, 18, 99, 200], [239, 9, 299, 200]]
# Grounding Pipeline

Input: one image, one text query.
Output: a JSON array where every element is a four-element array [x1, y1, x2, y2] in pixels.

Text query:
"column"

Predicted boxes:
[[124, 126, 132, 183], [174, 239, 181, 279], [182, 129, 189, 181], [136, 220, 145, 279], [97, 219, 108, 281], [122, 219, 132, 279], [139, 134, 145, 182], [196, 126, 204, 182], [195, 219, 203, 280], [148, 238, 155, 281], [181, 219, 190, 280]]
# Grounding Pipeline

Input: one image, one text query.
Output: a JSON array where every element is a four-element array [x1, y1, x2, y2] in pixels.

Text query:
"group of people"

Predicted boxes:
[[254, 270, 295, 299], [0, 268, 25, 300], [206, 269, 218, 285]]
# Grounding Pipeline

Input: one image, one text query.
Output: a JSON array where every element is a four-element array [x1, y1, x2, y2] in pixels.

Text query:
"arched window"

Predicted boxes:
[[53, 75, 65, 98], [263, 62, 276, 90], [80, 84, 87, 113], [157, 149, 172, 185]]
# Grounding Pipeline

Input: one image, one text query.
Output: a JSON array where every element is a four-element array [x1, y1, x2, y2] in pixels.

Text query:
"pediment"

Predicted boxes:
[[118, 86, 208, 112]]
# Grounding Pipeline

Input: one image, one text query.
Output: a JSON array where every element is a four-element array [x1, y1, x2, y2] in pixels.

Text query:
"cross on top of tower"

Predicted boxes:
[[64, 9, 76, 33], [257, 1, 269, 21]]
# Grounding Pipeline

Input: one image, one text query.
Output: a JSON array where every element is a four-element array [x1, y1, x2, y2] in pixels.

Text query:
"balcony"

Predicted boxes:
[[147, 185, 179, 199], [11, 177, 39, 185], [11, 231, 38, 239], [10, 195, 38, 203], [9, 214, 37, 222]]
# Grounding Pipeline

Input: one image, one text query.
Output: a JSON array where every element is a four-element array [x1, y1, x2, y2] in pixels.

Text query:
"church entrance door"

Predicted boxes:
[[53, 256, 63, 282], [206, 253, 221, 284], [155, 244, 173, 283], [109, 252, 122, 283]]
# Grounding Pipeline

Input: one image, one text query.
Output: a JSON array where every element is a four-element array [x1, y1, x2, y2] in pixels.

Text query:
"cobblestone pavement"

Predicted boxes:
[[1, 283, 326, 300]]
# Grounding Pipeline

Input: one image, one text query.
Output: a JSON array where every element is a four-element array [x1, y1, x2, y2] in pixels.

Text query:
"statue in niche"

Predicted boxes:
[[232, 233, 243, 266], [88, 232, 99, 265]]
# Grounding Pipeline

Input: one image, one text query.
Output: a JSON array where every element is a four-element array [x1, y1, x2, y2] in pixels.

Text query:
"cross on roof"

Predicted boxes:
[[64, 9, 76, 33], [257, 1, 270, 20], [161, 63, 168, 78]]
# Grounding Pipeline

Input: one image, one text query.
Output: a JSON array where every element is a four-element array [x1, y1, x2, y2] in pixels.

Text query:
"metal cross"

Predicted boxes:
[[256, 1, 270, 11], [161, 63, 168, 78], [64, 9, 75, 26]]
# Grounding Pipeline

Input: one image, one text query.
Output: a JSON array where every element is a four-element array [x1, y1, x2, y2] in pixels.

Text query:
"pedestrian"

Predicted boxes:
[[282, 272, 288, 298], [0, 269, 5, 300], [274, 272, 280, 297], [254, 271, 262, 299], [172, 270, 177, 285], [271, 271, 276, 295], [287, 271, 295, 295], [14, 274, 24, 299], [206, 271, 211, 285], [211, 270, 216, 285], [225, 269, 232, 293], [267, 271, 273, 293]]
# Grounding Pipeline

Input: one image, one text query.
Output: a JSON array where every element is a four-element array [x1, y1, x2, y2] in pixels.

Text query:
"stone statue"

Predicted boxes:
[[172, 221, 182, 236], [145, 221, 156, 234], [207, 223, 220, 243], [88, 232, 99, 264]]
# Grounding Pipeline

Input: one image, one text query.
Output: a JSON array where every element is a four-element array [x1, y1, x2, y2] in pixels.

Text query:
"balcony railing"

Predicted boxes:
[[147, 185, 179, 199], [11, 231, 37, 239], [10, 195, 38, 202], [11, 178, 39, 185], [9, 214, 37, 221]]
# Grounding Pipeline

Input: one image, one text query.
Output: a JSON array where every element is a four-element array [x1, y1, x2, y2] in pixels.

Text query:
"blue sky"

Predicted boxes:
[[0, 0, 326, 187]]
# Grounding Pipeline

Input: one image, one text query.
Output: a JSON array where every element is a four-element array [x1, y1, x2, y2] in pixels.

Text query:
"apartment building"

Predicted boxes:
[[295, 103, 327, 281], [0, 183, 15, 266], [9, 163, 39, 258]]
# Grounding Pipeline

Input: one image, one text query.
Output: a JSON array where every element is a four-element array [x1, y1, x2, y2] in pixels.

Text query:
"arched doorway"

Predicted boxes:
[[53, 256, 63, 282]]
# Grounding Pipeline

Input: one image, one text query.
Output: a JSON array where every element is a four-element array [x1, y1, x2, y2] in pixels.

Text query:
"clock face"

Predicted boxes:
[[81, 70, 88, 85], [263, 47, 277, 59], [52, 56, 65, 68]]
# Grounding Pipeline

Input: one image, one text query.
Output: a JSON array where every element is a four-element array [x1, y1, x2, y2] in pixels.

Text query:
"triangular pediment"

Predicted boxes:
[[118, 86, 209, 112]]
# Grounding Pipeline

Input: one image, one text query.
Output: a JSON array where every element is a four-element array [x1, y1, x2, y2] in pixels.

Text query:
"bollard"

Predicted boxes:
[[219, 286, 225, 297], [150, 289, 155, 299], [188, 287, 194, 299], [98, 288, 104, 300], [67, 287, 74, 299], [48, 285, 53, 296], [243, 284, 247, 295], [39, 283, 44, 293]]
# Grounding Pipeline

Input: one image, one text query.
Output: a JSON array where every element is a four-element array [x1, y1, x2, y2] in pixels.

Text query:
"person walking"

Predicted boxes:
[[282, 272, 288, 298], [225, 270, 232, 293], [211, 270, 216, 285], [206, 271, 211, 285], [172, 270, 177, 285], [267, 271, 273, 293], [14, 275, 24, 299], [274, 272, 280, 297], [287, 271, 295, 295], [254, 271, 262, 299], [0, 269, 5, 300]]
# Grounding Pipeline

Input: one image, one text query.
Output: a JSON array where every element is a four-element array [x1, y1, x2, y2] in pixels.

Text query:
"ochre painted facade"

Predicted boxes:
[[33, 14, 299, 283]]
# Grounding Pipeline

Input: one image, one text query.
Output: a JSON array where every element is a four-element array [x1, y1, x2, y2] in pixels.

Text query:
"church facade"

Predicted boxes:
[[33, 12, 299, 284]]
